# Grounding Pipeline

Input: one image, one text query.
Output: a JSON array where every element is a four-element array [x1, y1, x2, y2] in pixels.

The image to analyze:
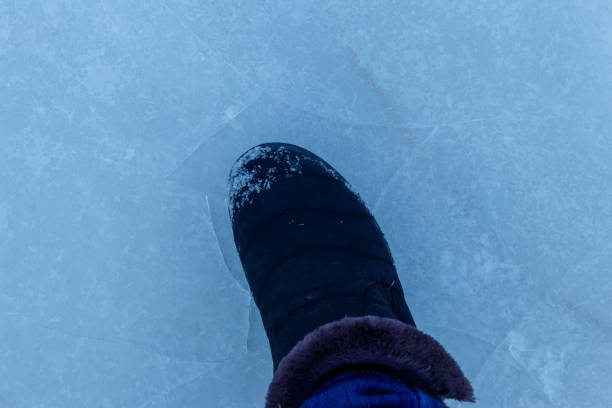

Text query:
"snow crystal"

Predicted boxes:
[[228, 145, 303, 220], [227, 145, 364, 221]]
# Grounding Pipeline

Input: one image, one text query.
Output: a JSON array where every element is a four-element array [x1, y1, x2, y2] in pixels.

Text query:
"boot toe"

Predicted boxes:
[[228, 142, 346, 221]]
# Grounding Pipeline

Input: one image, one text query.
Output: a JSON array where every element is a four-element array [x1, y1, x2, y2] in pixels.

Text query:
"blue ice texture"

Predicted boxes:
[[1, 1, 611, 407]]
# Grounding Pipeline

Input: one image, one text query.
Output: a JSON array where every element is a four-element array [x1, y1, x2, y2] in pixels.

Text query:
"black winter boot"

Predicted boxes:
[[228, 143, 474, 408]]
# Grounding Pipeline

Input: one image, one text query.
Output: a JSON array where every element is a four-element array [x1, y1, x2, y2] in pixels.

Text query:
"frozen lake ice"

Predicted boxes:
[[1, 1, 611, 407]]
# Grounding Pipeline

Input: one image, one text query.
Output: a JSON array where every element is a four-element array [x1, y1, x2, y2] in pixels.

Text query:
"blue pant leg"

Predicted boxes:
[[300, 372, 447, 408]]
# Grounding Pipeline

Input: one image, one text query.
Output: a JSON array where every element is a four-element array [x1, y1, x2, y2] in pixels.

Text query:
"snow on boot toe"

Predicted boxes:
[[228, 143, 346, 223]]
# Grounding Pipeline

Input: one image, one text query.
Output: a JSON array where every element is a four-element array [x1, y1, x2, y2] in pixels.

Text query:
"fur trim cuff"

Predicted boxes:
[[265, 315, 475, 408]]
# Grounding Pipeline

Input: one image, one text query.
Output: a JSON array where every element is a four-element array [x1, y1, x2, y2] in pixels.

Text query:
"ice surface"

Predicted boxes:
[[1, 1, 612, 407]]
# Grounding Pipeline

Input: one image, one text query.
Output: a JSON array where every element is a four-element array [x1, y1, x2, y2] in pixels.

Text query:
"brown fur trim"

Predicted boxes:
[[266, 315, 475, 408]]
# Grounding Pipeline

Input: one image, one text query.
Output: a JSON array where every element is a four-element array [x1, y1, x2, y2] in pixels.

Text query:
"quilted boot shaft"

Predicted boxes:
[[228, 142, 416, 371]]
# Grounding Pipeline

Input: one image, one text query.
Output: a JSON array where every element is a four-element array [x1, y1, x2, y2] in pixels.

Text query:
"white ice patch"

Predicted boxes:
[[228, 145, 363, 221], [228, 146, 300, 220]]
